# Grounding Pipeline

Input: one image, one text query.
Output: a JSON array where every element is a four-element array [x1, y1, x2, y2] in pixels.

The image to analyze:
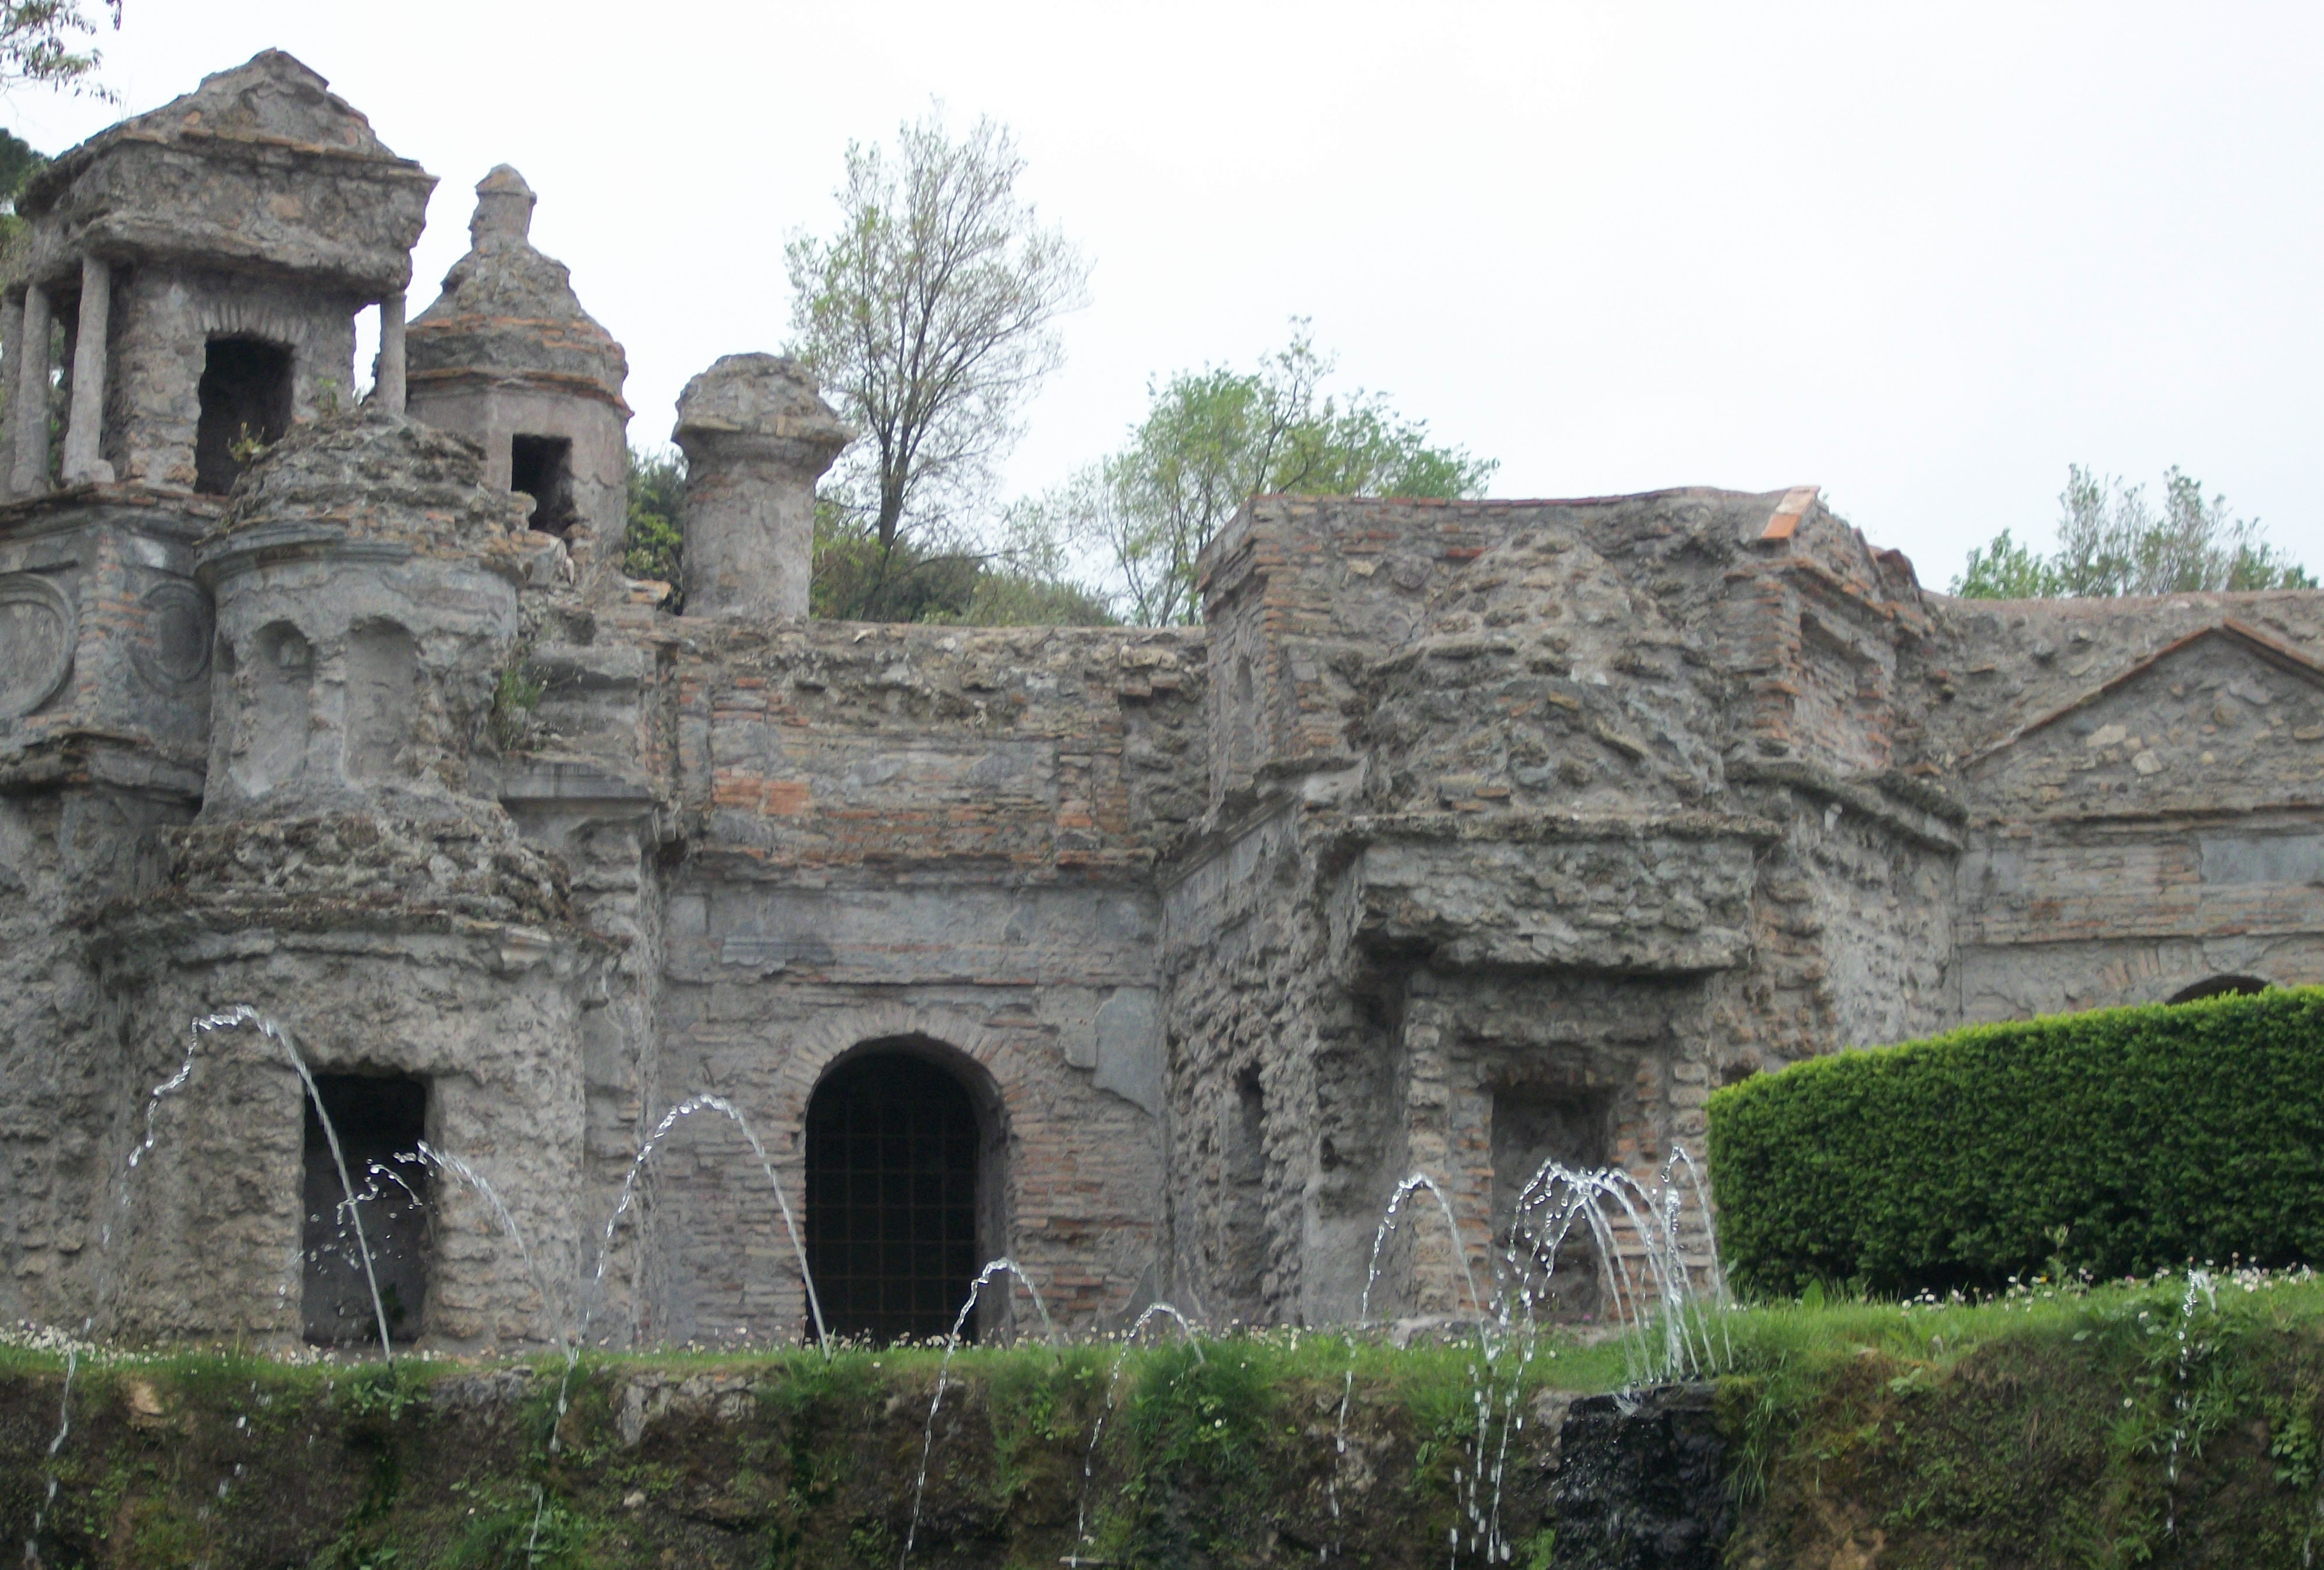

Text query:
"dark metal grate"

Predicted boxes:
[[805, 1051, 980, 1343]]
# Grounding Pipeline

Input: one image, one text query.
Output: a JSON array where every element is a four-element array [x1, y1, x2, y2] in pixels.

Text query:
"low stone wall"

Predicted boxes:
[[0, 1355, 1733, 1570]]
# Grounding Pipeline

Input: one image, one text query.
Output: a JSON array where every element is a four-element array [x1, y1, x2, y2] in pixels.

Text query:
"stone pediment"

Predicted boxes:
[[1962, 621, 2324, 818]]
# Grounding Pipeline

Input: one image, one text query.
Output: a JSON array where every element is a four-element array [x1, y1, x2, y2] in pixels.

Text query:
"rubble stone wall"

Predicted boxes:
[[7, 49, 2324, 1345]]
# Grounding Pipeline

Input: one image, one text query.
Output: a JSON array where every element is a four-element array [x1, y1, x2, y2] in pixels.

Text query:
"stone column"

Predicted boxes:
[[1, 292, 23, 500], [11, 282, 51, 496], [672, 353, 853, 618], [61, 255, 114, 485], [376, 291, 407, 414]]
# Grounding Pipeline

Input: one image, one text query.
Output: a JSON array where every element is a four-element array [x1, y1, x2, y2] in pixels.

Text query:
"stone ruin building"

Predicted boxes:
[[1, 51, 2320, 1350]]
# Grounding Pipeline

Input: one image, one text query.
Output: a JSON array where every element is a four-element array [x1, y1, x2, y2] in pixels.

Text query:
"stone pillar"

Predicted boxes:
[[11, 282, 51, 496], [672, 353, 853, 618], [1, 292, 23, 500], [61, 255, 115, 485], [376, 291, 407, 414]]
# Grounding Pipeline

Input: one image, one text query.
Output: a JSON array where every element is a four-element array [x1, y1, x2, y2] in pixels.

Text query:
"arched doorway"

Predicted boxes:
[[804, 1042, 989, 1342]]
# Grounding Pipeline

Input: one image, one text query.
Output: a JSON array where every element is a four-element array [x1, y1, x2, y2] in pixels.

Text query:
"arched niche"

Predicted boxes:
[[241, 620, 313, 797]]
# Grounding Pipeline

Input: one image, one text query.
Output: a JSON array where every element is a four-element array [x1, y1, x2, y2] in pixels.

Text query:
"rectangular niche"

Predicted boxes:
[[343, 621, 417, 782], [1489, 1083, 1613, 1318], [1223, 1068, 1267, 1307], [302, 1074, 431, 1345], [510, 433, 576, 535], [196, 337, 293, 496]]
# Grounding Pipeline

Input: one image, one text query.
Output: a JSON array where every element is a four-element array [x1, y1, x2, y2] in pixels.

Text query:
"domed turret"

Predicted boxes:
[[406, 165, 630, 592]]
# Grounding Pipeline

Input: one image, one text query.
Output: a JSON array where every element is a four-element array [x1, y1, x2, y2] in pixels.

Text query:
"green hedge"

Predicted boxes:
[[1706, 987, 2324, 1298]]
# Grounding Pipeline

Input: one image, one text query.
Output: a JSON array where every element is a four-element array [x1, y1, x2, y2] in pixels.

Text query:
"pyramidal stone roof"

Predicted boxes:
[[23, 49, 406, 201], [12, 49, 433, 291], [408, 165, 630, 412]]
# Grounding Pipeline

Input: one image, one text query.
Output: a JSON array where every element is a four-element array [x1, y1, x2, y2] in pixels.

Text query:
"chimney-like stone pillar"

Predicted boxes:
[[672, 353, 852, 618], [471, 163, 536, 243], [376, 291, 407, 413], [61, 254, 115, 485], [11, 282, 52, 495]]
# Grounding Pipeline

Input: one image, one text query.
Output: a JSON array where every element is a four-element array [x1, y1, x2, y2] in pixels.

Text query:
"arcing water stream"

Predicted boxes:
[[36, 1000, 1763, 1570], [1324, 1151, 1730, 1565], [119, 1007, 398, 1363], [21, 1002, 2311, 1565], [899, 1257, 1059, 1567], [52, 1001, 1746, 1568]]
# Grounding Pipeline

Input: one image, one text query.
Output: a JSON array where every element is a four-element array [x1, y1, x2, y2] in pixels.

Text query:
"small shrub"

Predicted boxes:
[[489, 660, 546, 752], [1707, 988, 2324, 1297]]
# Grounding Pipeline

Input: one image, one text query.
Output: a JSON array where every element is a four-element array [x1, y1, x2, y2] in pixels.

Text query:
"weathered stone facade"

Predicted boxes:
[[3, 53, 2321, 1348]]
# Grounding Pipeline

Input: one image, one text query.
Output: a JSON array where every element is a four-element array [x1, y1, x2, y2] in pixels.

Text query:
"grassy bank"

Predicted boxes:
[[5, 1271, 2323, 1567], [1721, 1267, 2324, 1567]]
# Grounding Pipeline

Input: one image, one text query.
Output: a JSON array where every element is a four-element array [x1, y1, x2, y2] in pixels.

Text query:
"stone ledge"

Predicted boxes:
[[1727, 758, 1965, 850]]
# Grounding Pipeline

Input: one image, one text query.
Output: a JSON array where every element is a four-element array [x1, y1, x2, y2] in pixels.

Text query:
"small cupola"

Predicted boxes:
[[405, 165, 631, 593]]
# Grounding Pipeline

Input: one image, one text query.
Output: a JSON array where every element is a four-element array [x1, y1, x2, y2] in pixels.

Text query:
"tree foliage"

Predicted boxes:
[[1951, 465, 2313, 599], [622, 445, 684, 595], [0, 127, 44, 256], [0, 128, 43, 200], [786, 108, 1089, 621], [1046, 326, 1497, 627], [1, 1, 121, 97], [810, 498, 1113, 626]]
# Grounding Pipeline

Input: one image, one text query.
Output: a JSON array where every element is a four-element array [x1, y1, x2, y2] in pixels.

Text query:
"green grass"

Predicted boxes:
[[12, 1267, 2321, 1399], [10, 1272, 2324, 1567]]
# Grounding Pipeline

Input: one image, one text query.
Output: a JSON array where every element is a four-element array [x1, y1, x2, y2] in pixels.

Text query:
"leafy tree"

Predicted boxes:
[[0, 128, 43, 200], [786, 108, 1089, 621], [622, 445, 684, 594], [0, 128, 44, 259], [1051, 325, 1497, 626], [1950, 528, 2057, 600], [2, 1, 122, 97], [1951, 466, 2313, 599]]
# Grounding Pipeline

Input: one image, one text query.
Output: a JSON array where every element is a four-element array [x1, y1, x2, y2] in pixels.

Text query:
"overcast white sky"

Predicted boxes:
[[8, 1, 2321, 588]]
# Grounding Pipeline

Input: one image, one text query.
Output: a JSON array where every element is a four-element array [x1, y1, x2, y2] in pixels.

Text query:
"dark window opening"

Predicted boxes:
[[1492, 1084, 1613, 1319], [511, 434, 577, 536], [805, 1051, 981, 1344], [302, 1074, 430, 1345], [2167, 975, 2269, 1005], [195, 337, 293, 496]]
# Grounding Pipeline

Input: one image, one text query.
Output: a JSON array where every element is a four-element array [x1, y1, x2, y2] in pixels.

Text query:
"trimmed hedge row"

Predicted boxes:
[[1706, 987, 2324, 1298]]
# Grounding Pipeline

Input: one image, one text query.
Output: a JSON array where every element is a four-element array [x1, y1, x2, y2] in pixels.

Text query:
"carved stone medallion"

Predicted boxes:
[[0, 574, 76, 719], [130, 580, 215, 690]]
